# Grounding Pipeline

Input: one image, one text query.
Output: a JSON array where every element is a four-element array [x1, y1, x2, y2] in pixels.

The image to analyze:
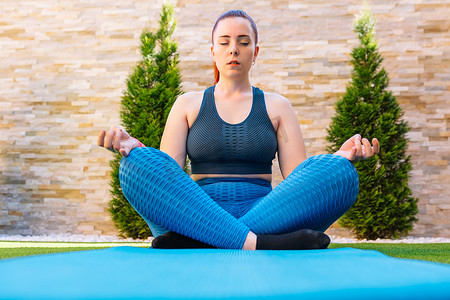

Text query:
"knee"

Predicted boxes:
[[300, 154, 357, 176], [118, 155, 136, 201], [328, 154, 358, 178], [118, 147, 186, 198], [330, 155, 359, 203], [326, 154, 359, 186], [307, 155, 359, 213], [118, 148, 151, 197], [118, 147, 166, 177], [308, 154, 359, 195]]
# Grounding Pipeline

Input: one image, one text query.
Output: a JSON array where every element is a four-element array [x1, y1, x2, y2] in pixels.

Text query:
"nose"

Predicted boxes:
[[229, 42, 238, 55]]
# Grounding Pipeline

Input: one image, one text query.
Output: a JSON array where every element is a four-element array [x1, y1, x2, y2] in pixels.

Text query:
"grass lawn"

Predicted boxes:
[[0, 241, 449, 264], [0, 241, 150, 260], [329, 243, 450, 264]]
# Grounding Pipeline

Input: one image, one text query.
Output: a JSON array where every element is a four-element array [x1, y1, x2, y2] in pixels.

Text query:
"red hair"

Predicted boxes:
[[211, 10, 258, 85], [213, 63, 220, 85]]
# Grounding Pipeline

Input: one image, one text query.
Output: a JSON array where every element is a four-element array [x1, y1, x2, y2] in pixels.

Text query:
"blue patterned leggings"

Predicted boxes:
[[119, 147, 359, 249]]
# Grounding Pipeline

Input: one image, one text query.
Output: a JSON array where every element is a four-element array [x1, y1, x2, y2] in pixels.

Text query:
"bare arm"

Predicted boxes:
[[267, 93, 307, 179], [97, 93, 198, 167], [159, 93, 194, 169], [268, 94, 380, 179]]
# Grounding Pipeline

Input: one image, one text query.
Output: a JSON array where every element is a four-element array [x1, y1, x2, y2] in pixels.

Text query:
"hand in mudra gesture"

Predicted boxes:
[[334, 134, 380, 162], [97, 126, 140, 157]]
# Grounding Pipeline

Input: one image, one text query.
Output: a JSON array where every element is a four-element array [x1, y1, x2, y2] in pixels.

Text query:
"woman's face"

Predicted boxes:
[[211, 17, 259, 82]]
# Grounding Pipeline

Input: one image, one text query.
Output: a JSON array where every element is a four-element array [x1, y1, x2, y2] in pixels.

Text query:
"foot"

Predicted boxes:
[[151, 231, 216, 249], [256, 229, 330, 250]]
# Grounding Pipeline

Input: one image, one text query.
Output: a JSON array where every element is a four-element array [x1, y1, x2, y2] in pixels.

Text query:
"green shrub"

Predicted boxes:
[[109, 4, 182, 239], [326, 6, 418, 239]]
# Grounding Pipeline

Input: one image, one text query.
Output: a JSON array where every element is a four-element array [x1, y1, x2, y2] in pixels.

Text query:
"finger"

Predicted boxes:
[[352, 133, 361, 141], [114, 130, 122, 151], [372, 138, 380, 154], [362, 138, 373, 157], [119, 148, 129, 157], [354, 134, 362, 158], [104, 129, 115, 150], [348, 134, 357, 144], [97, 130, 106, 147], [112, 125, 122, 132], [350, 147, 357, 161]]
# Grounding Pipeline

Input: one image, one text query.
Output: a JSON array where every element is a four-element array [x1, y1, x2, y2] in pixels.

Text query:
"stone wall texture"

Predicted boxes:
[[1, 0, 448, 238]]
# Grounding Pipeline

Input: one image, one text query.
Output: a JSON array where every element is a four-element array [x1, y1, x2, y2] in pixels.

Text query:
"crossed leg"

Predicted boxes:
[[119, 147, 359, 249], [240, 154, 359, 234], [119, 147, 249, 249]]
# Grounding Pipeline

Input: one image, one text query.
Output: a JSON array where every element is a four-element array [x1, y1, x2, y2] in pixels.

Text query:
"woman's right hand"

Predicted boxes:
[[97, 126, 139, 157]]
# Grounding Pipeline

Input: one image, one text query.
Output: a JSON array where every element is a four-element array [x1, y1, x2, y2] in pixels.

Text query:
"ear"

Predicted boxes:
[[211, 45, 215, 62], [253, 45, 260, 61]]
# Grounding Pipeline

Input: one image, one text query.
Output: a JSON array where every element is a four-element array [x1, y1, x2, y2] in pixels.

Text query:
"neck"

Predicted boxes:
[[215, 78, 252, 96]]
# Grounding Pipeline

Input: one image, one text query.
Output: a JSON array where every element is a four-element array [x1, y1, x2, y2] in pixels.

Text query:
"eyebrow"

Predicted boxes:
[[218, 35, 251, 39]]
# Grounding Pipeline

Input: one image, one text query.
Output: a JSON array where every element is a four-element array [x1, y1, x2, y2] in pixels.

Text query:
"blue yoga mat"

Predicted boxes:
[[1, 247, 449, 299]]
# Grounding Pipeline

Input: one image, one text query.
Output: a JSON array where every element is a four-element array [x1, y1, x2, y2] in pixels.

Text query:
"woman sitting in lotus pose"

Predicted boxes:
[[98, 10, 379, 250]]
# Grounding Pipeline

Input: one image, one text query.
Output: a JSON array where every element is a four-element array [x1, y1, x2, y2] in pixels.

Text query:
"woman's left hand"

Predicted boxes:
[[334, 134, 380, 162]]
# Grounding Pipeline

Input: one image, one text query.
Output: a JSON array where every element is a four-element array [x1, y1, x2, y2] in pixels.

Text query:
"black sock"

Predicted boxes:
[[256, 229, 330, 250], [151, 231, 216, 249]]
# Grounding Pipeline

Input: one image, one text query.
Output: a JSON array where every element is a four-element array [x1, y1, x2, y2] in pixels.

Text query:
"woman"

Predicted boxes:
[[98, 10, 379, 250]]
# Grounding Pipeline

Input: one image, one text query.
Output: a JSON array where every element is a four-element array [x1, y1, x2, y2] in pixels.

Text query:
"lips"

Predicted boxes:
[[228, 60, 240, 65]]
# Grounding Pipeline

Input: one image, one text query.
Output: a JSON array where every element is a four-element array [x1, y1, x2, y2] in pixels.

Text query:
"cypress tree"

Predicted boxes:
[[109, 4, 182, 239], [326, 5, 418, 239]]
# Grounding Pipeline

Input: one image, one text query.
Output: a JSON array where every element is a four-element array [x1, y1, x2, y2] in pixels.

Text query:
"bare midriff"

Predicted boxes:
[[191, 173, 272, 182]]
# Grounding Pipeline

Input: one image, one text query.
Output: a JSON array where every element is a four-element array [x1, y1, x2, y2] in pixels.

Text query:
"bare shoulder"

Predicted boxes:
[[175, 91, 203, 108], [263, 91, 294, 113], [262, 91, 296, 131], [173, 91, 204, 127], [170, 91, 203, 113]]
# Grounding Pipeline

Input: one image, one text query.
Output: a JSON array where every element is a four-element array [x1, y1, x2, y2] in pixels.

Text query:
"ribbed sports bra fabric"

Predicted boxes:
[[187, 86, 278, 174]]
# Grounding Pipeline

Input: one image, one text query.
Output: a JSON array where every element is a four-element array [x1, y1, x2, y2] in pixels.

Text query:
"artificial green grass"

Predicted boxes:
[[329, 243, 450, 264], [1, 242, 449, 264], [0, 241, 150, 260], [0, 247, 110, 259]]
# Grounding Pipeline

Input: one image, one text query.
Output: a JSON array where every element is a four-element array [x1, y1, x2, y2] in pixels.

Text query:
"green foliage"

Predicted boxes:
[[326, 6, 418, 240], [109, 4, 182, 239]]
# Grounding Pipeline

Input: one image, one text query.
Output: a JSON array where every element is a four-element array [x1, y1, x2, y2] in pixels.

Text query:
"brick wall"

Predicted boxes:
[[1, 0, 448, 238]]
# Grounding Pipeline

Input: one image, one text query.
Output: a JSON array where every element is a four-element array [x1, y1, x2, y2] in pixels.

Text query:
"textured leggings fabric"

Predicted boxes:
[[196, 178, 272, 219], [119, 147, 359, 249]]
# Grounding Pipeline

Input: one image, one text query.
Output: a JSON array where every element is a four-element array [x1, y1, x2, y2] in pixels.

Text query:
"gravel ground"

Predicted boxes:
[[0, 234, 449, 244]]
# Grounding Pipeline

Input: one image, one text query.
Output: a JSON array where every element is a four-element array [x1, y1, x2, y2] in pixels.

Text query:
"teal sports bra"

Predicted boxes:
[[186, 86, 278, 174]]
